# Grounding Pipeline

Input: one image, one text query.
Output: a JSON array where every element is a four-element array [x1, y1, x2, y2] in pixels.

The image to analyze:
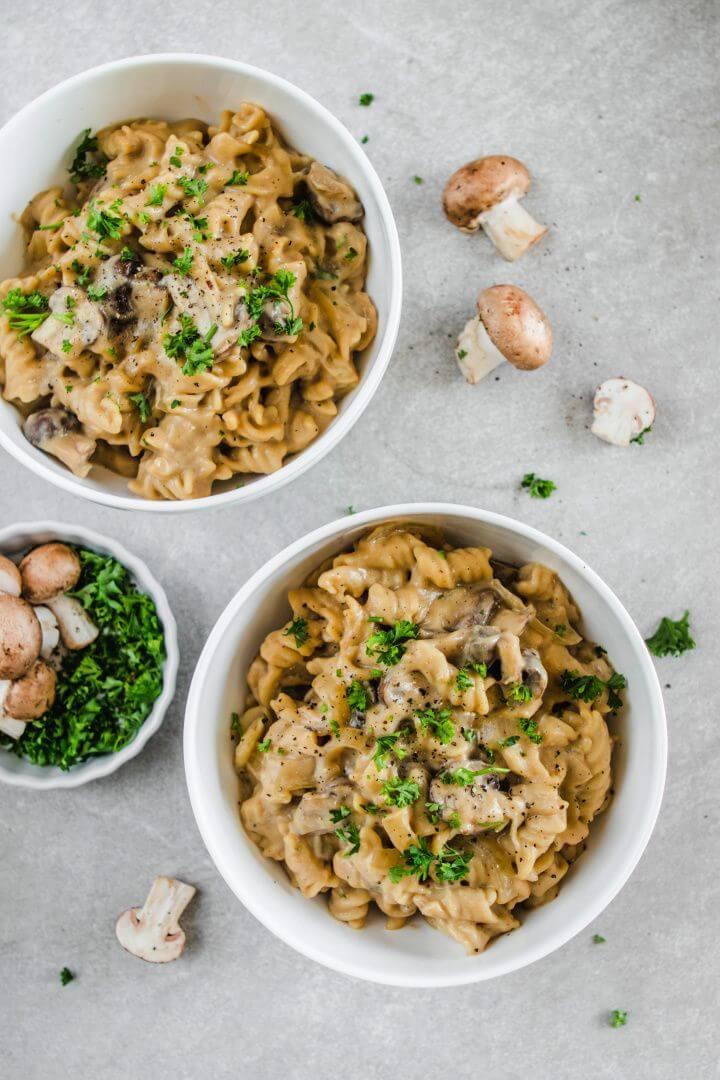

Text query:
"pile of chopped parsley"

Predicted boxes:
[[1, 549, 165, 770]]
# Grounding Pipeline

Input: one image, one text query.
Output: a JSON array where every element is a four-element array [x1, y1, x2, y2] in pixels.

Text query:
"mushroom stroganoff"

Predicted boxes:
[[233, 525, 624, 954], [0, 105, 376, 499]]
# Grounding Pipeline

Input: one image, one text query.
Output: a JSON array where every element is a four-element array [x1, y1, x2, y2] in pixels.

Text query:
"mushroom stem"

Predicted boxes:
[[455, 315, 507, 384], [0, 681, 26, 740], [46, 595, 98, 651], [478, 195, 547, 262], [115, 876, 197, 963]]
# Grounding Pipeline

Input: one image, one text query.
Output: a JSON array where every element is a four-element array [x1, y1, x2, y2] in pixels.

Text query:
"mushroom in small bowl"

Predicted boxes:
[[0, 522, 178, 788]]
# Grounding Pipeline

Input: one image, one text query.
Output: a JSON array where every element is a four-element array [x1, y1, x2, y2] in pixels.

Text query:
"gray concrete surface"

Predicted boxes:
[[1, 2, 718, 1077]]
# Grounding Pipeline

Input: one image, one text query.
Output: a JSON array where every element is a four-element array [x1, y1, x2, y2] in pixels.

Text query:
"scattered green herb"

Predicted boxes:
[[283, 617, 309, 648], [521, 472, 556, 499], [609, 1010, 628, 1028], [129, 392, 151, 423], [519, 717, 543, 744], [257, 739, 272, 753], [1, 288, 50, 335], [366, 619, 419, 665], [227, 170, 249, 186], [560, 669, 627, 709], [335, 820, 361, 855], [630, 425, 652, 444], [382, 777, 421, 808], [347, 679, 371, 712], [645, 610, 695, 657], [87, 284, 108, 301], [87, 199, 125, 241], [69, 129, 108, 184], [508, 683, 533, 703], [220, 249, 250, 269], [163, 312, 217, 376], [416, 706, 455, 744], [359, 93, 375, 106], [372, 733, 407, 769], [172, 247, 194, 276], [593, 933, 606, 944], [388, 837, 434, 882], [146, 183, 167, 207], [177, 176, 208, 203], [60, 967, 74, 986]]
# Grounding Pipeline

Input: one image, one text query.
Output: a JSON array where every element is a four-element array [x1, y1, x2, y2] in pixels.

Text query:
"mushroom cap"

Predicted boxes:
[[591, 377, 656, 447], [0, 555, 22, 597], [20, 543, 81, 603], [0, 595, 42, 679], [476, 285, 553, 370], [443, 156, 532, 229], [4, 659, 57, 719]]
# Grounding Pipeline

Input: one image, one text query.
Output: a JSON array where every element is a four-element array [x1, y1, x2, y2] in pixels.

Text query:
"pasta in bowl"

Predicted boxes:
[[0, 55, 401, 510], [184, 506, 667, 985], [234, 524, 622, 954]]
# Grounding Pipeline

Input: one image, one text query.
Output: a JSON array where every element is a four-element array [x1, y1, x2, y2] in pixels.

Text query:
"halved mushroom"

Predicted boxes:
[[0, 556, 21, 597], [115, 876, 196, 963], [456, 285, 552, 384], [30, 286, 104, 359], [292, 781, 356, 834], [23, 408, 96, 478], [46, 595, 98, 651], [304, 162, 363, 224], [0, 682, 26, 741], [34, 606, 60, 659], [4, 659, 56, 719], [422, 586, 496, 635], [0, 595, 41, 680], [20, 543, 81, 603], [591, 377, 656, 447], [443, 156, 547, 260]]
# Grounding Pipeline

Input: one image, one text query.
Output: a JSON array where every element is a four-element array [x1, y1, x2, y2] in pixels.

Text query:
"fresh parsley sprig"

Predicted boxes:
[[645, 610, 695, 657], [366, 619, 419, 666], [1, 289, 50, 335], [521, 473, 556, 499]]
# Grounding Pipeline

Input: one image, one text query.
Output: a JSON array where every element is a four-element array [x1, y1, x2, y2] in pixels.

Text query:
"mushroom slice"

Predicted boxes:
[[23, 408, 96, 478], [443, 155, 547, 260], [456, 286, 552, 384], [115, 876, 197, 963], [30, 286, 104, 359], [0, 681, 26, 741], [0, 556, 21, 597], [591, 377, 656, 447], [35, 606, 60, 659], [46, 595, 98, 651], [0, 595, 42, 680], [20, 543, 81, 603], [497, 631, 524, 685], [4, 659, 56, 719], [305, 162, 364, 224], [520, 649, 548, 699]]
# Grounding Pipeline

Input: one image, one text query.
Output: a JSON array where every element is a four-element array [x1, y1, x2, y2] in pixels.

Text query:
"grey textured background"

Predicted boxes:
[[1, 2, 719, 1077]]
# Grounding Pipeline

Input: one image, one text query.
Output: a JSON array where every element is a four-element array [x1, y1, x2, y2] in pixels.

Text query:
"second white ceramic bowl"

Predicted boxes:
[[0, 54, 402, 512], [184, 504, 667, 987], [0, 521, 178, 788]]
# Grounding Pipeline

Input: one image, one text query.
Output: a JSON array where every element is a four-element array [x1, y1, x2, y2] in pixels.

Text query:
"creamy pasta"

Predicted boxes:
[[234, 525, 623, 954], [0, 106, 376, 499]]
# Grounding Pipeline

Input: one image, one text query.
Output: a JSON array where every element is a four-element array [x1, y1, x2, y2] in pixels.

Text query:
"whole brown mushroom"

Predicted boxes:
[[4, 659, 57, 720], [0, 555, 22, 597], [455, 285, 553, 384], [0, 595, 42, 680], [443, 156, 547, 261], [20, 543, 81, 603]]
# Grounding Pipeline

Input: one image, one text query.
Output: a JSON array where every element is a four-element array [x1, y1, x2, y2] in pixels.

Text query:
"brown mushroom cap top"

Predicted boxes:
[[4, 659, 57, 720], [0, 595, 42, 679], [19, 543, 81, 603], [0, 555, 22, 596], [476, 285, 553, 370], [443, 156, 532, 229]]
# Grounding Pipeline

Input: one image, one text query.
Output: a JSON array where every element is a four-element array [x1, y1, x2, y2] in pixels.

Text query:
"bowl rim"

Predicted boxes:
[[0, 52, 403, 513], [0, 519, 179, 788], [184, 501, 668, 986]]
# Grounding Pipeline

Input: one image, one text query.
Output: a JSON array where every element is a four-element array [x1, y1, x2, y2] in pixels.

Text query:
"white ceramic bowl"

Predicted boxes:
[[0, 521, 178, 788], [184, 503, 667, 987], [0, 54, 402, 513]]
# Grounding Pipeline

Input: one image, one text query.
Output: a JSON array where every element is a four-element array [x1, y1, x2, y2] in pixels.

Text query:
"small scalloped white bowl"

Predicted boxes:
[[184, 503, 667, 987], [0, 53, 402, 513], [0, 521, 178, 789]]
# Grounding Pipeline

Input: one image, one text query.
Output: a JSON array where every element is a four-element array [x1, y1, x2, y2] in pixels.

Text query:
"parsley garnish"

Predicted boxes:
[[412, 175, 424, 185], [330, 806, 351, 823], [256, 739, 272, 753], [71, 259, 91, 286], [283, 617, 309, 647], [291, 200, 314, 222], [388, 837, 434, 882], [382, 777, 420, 807], [457, 348, 468, 359], [69, 129, 108, 184], [177, 176, 208, 204], [498, 735, 519, 748], [519, 717, 543, 743], [169, 147, 184, 168], [347, 679, 370, 712], [1, 289, 50, 335], [477, 819, 506, 831], [230, 712, 242, 737], [335, 821, 361, 855], [242, 268, 303, 338], [163, 313, 217, 376], [3, 550, 164, 770], [521, 472, 556, 499], [238, 324, 262, 347], [361, 135, 369, 144], [645, 610, 695, 657], [508, 683, 533, 703], [60, 967, 74, 986], [329, 718, 340, 737], [425, 801, 444, 824], [372, 733, 407, 769], [87, 285, 108, 301], [87, 199, 125, 241], [630, 425, 652, 444], [456, 662, 487, 691], [441, 765, 509, 787], [560, 669, 627, 709], [171, 399, 181, 408], [129, 392, 151, 423], [220, 249, 250, 269], [172, 247, 194, 276], [593, 933, 606, 944], [359, 93, 374, 106], [609, 1010, 628, 1028], [366, 619, 419, 665], [228, 170, 249, 186], [61, 339, 72, 353], [38, 221, 63, 232], [415, 706, 455, 744], [146, 183, 167, 207], [434, 845, 472, 883]]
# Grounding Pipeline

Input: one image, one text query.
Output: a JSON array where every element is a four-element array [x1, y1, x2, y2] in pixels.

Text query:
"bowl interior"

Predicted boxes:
[[0, 56, 400, 509], [185, 507, 666, 985], [0, 523, 178, 788]]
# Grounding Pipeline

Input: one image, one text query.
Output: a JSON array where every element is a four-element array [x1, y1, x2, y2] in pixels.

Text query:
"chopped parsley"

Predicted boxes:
[[1, 288, 49, 335], [441, 765, 509, 787], [630, 425, 652, 444], [3, 549, 165, 770], [177, 175, 208, 203], [59, 967, 75, 986], [87, 284, 108, 301], [434, 845, 472, 883], [283, 617, 309, 648], [457, 348, 468, 360], [171, 399, 181, 409], [456, 662, 487, 691], [330, 806, 351, 823], [61, 339, 72, 353], [347, 679, 371, 712], [169, 147, 184, 168], [71, 259, 92, 286], [172, 246, 194, 276], [291, 199, 315, 222], [425, 801, 444, 824], [413, 175, 424, 185], [521, 472, 557, 499], [345, 246, 359, 260], [120, 245, 139, 264], [38, 221, 63, 232], [220, 249, 250, 269], [593, 933, 606, 944], [498, 735, 520, 748], [518, 717, 543, 744], [146, 183, 167, 207], [372, 733, 407, 769], [415, 706, 455, 744], [609, 1010, 628, 1028], [163, 313, 217, 376], [382, 777, 421, 807], [366, 619, 419, 665], [645, 610, 695, 657], [238, 324, 262, 347], [129, 392, 151, 423], [560, 669, 627, 709], [87, 199, 125, 241], [335, 820, 361, 855], [508, 683, 533, 703], [230, 712, 242, 737], [361, 135, 369, 144], [227, 170, 249, 186], [329, 718, 341, 737], [241, 268, 303, 339], [69, 129, 108, 184], [388, 837, 434, 882], [359, 93, 375, 106]]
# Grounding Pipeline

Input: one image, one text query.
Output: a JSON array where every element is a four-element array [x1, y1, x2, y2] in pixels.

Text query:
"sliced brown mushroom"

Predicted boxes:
[[46, 594, 98, 650], [0, 556, 22, 597], [292, 781, 356, 834], [0, 595, 42, 680], [20, 543, 81, 603], [94, 254, 169, 340], [443, 155, 547, 260], [421, 586, 496, 635], [30, 286, 104, 359], [115, 876, 196, 963], [304, 162, 363, 224], [591, 377, 656, 447], [4, 659, 56, 719], [23, 408, 96, 478], [456, 285, 552, 384]]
